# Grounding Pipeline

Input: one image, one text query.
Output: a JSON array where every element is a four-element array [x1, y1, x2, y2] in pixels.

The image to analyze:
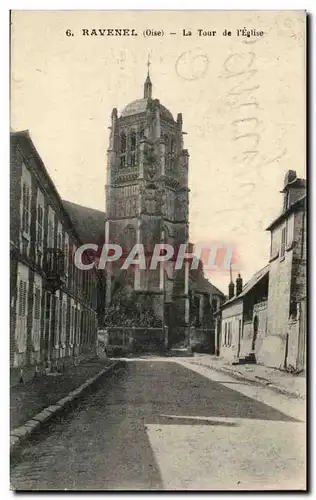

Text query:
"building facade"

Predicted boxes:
[[10, 131, 99, 385]]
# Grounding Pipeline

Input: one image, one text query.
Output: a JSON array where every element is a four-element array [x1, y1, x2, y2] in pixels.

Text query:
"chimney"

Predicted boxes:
[[228, 263, 235, 299], [228, 281, 235, 300], [236, 273, 243, 295]]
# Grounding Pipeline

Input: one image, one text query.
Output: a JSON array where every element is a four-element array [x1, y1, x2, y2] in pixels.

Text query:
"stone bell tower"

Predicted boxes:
[[105, 65, 190, 324]]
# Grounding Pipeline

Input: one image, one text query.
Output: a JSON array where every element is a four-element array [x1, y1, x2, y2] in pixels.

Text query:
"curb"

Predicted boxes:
[[10, 360, 122, 454], [189, 361, 306, 400]]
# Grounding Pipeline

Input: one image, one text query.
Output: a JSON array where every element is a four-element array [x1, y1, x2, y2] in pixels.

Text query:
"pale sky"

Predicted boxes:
[[10, 10, 305, 292]]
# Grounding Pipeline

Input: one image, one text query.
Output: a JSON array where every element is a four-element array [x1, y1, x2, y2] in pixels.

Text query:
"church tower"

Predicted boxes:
[[105, 64, 190, 325]]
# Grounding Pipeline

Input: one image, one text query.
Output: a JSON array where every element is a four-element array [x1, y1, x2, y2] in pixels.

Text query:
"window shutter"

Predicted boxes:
[[33, 286, 41, 351], [54, 297, 60, 348], [17, 279, 28, 353], [19, 280, 27, 316]]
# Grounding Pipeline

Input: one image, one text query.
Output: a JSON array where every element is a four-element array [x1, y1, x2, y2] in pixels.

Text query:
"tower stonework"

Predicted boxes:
[[105, 71, 189, 327]]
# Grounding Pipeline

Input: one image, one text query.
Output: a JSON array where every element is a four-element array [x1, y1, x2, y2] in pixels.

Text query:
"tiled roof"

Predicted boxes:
[[221, 264, 269, 309], [63, 200, 105, 245]]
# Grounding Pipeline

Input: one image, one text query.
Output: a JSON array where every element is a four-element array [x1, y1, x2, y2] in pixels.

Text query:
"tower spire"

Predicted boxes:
[[144, 54, 152, 99]]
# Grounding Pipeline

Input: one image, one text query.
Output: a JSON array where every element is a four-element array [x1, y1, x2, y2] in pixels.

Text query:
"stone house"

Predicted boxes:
[[216, 267, 269, 363], [216, 170, 306, 371], [265, 170, 306, 371], [10, 130, 99, 385]]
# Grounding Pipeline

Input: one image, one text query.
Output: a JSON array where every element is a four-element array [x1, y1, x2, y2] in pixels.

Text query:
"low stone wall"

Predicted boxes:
[[104, 326, 165, 353]]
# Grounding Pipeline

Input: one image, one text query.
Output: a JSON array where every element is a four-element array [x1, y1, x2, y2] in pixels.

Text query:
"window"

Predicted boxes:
[[57, 222, 63, 250], [280, 225, 287, 259], [36, 204, 44, 247], [21, 182, 31, 235], [64, 234, 69, 277], [224, 323, 227, 345], [33, 284, 41, 351]]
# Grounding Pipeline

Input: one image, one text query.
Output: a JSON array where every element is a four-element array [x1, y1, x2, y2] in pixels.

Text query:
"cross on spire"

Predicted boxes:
[[147, 53, 151, 77]]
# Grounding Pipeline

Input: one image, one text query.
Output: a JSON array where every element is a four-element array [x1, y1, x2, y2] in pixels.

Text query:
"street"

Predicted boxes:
[[11, 360, 306, 491]]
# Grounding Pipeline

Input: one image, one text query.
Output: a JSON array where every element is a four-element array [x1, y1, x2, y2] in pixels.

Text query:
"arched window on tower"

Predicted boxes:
[[130, 131, 136, 151], [120, 132, 127, 168], [163, 134, 170, 169], [130, 131, 136, 168], [120, 132, 127, 153], [170, 138, 175, 168]]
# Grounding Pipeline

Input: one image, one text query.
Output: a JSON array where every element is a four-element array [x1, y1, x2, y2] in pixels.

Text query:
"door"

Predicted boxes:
[[252, 316, 258, 352]]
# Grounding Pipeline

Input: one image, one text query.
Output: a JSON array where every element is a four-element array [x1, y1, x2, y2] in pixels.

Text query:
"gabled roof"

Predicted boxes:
[[221, 264, 269, 309], [62, 200, 105, 245]]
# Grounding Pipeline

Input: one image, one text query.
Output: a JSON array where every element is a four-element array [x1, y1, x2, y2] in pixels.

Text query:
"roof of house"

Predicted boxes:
[[11, 130, 84, 244], [266, 195, 306, 231], [62, 200, 105, 245], [190, 272, 225, 297], [220, 264, 270, 309]]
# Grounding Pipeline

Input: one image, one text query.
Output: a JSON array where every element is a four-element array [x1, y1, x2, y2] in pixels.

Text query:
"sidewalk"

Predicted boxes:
[[188, 354, 306, 400], [11, 357, 113, 431]]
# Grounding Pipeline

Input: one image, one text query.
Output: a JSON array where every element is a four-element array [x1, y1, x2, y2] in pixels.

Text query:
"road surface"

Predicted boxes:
[[11, 360, 306, 491]]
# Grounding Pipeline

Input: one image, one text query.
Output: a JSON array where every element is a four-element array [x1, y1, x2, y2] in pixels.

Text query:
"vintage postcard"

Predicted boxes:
[[10, 10, 306, 491]]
